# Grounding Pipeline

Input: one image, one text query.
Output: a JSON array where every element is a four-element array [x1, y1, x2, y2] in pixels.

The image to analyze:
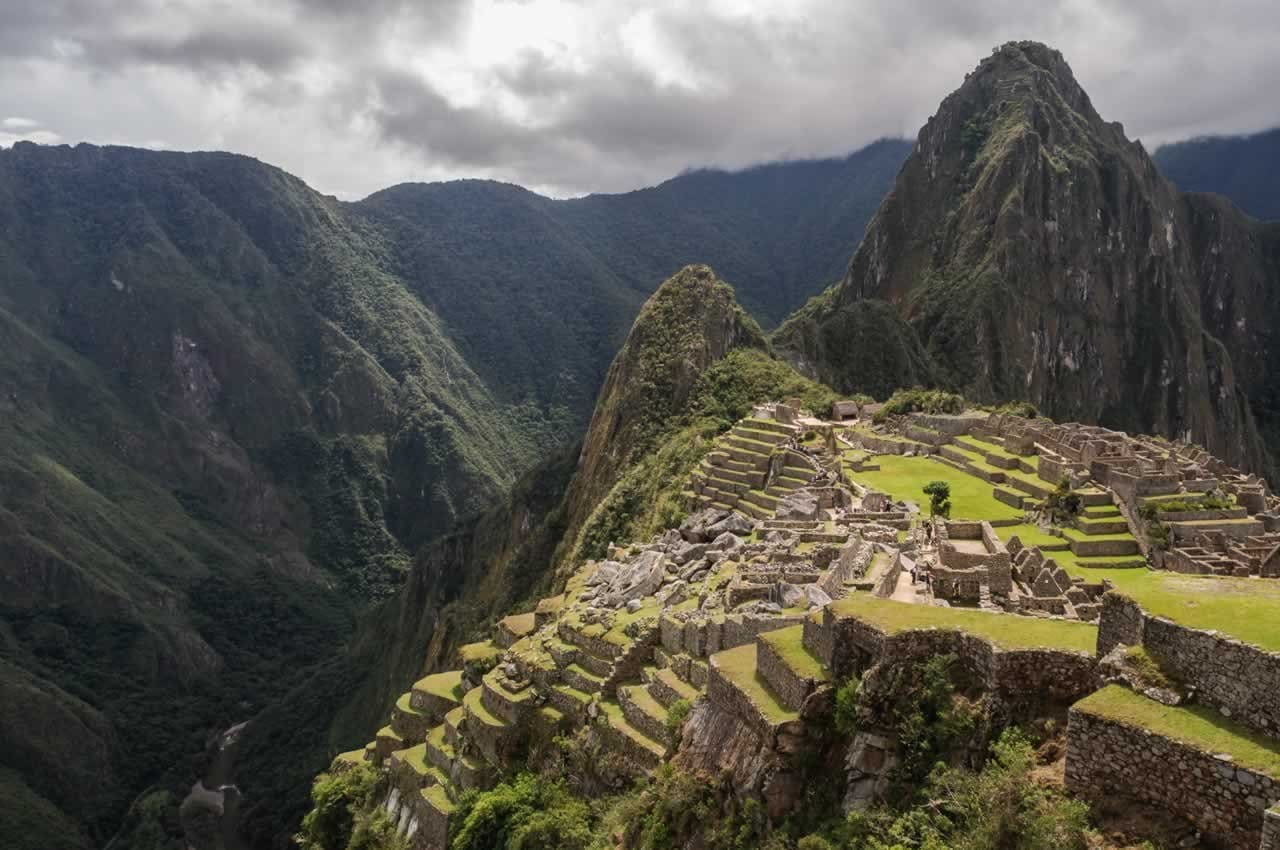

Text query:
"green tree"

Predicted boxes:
[[665, 699, 692, 749], [923, 481, 951, 518], [451, 773, 592, 850], [296, 764, 385, 850]]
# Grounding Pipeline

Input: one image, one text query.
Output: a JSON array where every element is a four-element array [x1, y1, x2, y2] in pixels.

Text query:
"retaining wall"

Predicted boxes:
[[1262, 807, 1280, 850], [1066, 709, 1280, 850], [1097, 594, 1280, 739], [815, 610, 1098, 717]]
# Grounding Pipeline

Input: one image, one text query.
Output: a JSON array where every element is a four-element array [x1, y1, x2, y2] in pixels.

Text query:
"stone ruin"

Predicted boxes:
[[931, 519, 1011, 605], [338, 400, 1280, 850]]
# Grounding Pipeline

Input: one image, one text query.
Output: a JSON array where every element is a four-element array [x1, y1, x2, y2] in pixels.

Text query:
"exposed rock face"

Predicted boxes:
[[560, 266, 767, 558], [777, 41, 1280, 476]]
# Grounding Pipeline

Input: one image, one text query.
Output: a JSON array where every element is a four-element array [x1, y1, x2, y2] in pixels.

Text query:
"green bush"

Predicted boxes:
[[1147, 521, 1170, 551], [874, 387, 966, 422], [666, 699, 692, 749], [840, 729, 1092, 850], [450, 773, 592, 850], [1040, 478, 1081, 525], [833, 678, 862, 736], [797, 836, 834, 850], [296, 763, 404, 850]]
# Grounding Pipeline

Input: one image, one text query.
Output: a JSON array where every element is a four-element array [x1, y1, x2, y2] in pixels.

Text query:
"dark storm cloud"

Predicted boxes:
[[1, 0, 1278, 198]]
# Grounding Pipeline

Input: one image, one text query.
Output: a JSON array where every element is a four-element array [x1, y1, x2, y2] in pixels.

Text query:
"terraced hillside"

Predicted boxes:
[[315, 399, 1280, 850]]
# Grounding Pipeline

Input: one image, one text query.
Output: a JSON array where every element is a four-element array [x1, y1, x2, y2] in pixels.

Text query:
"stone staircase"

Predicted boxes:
[[688, 418, 816, 519], [1064, 489, 1142, 560]]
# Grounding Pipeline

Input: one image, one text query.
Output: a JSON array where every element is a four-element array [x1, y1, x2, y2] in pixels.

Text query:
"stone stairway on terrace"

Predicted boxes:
[[1061, 488, 1143, 562], [687, 418, 817, 520]]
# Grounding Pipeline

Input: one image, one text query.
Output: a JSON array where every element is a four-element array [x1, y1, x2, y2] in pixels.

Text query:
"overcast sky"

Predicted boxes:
[[1, 0, 1277, 199]]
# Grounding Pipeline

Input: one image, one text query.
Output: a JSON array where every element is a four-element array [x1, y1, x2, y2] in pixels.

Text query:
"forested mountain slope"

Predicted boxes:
[[1154, 127, 1280, 221], [0, 139, 904, 849]]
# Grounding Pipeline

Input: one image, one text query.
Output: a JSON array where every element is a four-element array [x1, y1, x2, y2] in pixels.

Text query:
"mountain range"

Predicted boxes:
[[0, 136, 905, 849], [1154, 126, 1280, 221]]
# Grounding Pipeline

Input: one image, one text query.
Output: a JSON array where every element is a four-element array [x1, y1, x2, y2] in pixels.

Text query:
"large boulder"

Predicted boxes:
[[777, 490, 819, 521], [600, 550, 666, 608], [804, 585, 833, 609], [778, 582, 806, 609], [707, 512, 754, 537], [680, 508, 730, 543], [672, 541, 709, 566], [656, 580, 688, 607], [587, 560, 623, 587]]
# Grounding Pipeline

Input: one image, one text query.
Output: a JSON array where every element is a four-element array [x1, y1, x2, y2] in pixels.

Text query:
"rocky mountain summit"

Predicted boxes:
[[778, 41, 1280, 478]]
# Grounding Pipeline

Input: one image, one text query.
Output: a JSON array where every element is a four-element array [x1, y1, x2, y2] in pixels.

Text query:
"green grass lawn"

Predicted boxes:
[[1061, 527, 1138, 543], [1074, 685, 1280, 777], [1088, 570, 1280, 652], [463, 687, 506, 727], [412, 670, 464, 702], [827, 595, 1097, 653], [953, 435, 1019, 461], [758, 625, 828, 682], [500, 611, 537, 636], [847, 455, 1021, 521], [459, 640, 501, 664], [994, 523, 1065, 548], [712, 643, 797, 724]]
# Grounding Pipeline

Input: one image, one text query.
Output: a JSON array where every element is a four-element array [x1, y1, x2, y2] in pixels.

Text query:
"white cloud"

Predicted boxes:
[[0, 0, 1277, 198]]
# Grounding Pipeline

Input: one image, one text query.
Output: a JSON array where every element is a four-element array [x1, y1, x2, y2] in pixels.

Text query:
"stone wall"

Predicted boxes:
[[1097, 594, 1280, 739], [1262, 806, 1280, 850], [1105, 468, 1182, 505], [1169, 519, 1265, 541], [1095, 593, 1145, 655], [1070, 537, 1145, 557], [820, 540, 874, 598], [904, 424, 948, 446], [871, 552, 903, 598], [756, 636, 817, 710], [1066, 709, 1280, 850], [935, 521, 1011, 595], [910, 412, 988, 436], [855, 432, 937, 456], [1037, 454, 1071, 486], [664, 612, 801, 659], [818, 610, 1098, 718]]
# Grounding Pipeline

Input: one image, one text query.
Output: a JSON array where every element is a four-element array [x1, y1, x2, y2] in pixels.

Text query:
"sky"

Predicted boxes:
[[1, 0, 1277, 200]]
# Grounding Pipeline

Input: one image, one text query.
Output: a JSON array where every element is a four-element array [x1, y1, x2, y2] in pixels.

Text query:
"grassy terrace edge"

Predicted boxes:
[[1074, 685, 1280, 778], [827, 595, 1097, 654]]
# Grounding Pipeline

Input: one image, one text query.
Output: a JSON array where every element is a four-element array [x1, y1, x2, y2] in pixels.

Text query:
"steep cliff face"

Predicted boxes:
[[559, 264, 767, 558], [233, 448, 577, 849], [777, 41, 1275, 475], [260, 266, 776, 846]]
